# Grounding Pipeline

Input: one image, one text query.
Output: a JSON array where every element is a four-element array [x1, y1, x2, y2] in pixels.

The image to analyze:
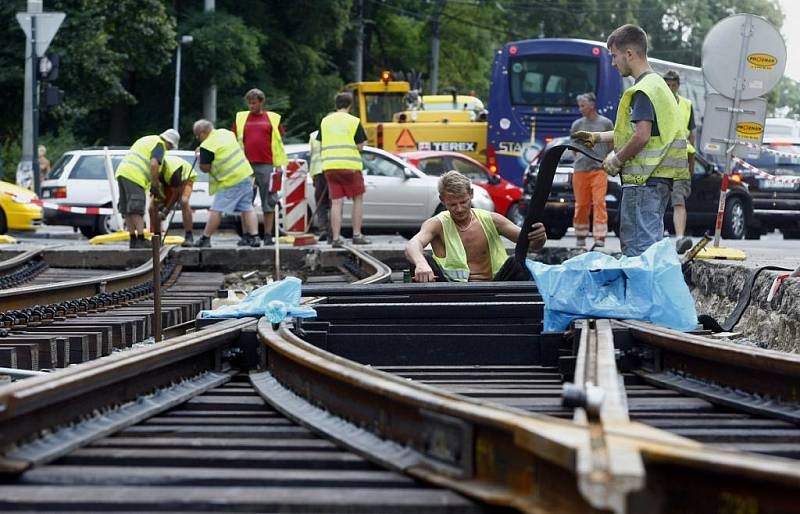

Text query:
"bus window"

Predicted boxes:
[[509, 57, 598, 106], [365, 93, 406, 122]]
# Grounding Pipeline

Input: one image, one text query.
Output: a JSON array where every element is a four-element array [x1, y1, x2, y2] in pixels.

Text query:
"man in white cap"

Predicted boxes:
[[115, 129, 180, 248]]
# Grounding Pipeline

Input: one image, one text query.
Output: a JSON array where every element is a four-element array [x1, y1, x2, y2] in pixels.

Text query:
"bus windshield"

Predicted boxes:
[[509, 56, 599, 107], [364, 93, 406, 122]]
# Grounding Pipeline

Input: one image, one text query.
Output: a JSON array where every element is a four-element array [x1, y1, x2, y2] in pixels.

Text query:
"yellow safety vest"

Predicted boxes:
[[200, 128, 254, 195], [433, 209, 508, 282], [309, 130, 323, 177], [234, 111, 288, 167], [676, 95, 696, 156], [320, 112, 363, 171], [614, 73, 689, 185], [115, 135, 165, 189], [157, 155, 197, 197]]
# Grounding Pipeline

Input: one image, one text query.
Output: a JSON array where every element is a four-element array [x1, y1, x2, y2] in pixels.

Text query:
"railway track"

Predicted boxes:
[[1, 249, 798, 512]]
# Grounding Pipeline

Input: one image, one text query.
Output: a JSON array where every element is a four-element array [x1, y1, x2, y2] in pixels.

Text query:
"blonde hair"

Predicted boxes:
[[438, 170, 472, 196]]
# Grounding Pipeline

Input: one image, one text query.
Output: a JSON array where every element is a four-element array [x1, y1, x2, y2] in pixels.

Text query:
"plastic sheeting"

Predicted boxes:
[[199, 277, 317, 322], [527, 238, 698, 332]]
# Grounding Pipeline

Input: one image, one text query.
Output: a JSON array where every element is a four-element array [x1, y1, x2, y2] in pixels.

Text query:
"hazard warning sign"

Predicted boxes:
[[395, 129, 417, 150]]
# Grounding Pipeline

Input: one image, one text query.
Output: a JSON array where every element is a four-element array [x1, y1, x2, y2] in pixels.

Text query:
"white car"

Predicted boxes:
[[275, 144, 494, 234], [41, 148, 208, 238]]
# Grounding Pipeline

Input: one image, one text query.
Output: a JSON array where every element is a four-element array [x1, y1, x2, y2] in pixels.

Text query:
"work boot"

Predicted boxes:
[[247, 234, 261, 248], [193, 235, 211, 248], [236, 236, 250, 247], [263, 234, 274, 246], [129, 235, 138, 249], [593, 239, 605, 248], [352, 233, 372, 245], [576, 237, 587, 248], [676, 237, 692, 255], [330, 238, 345, 248], [134, 234, 152, 249], [181, 232, 194, 247]]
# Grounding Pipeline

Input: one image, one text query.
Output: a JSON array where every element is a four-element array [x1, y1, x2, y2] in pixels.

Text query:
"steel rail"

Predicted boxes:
[[0, 246, 171, 311], [257, 318, 800, 514], [0, 248, 48, 273]]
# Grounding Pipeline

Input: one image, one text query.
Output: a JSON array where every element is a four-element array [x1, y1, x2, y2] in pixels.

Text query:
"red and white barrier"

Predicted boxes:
[[732, 157, 800, 183], [712, 173, 729, 247], [4, 192, 115, 215], [281, 159, 308, 234], [735, 140, 800, 160]]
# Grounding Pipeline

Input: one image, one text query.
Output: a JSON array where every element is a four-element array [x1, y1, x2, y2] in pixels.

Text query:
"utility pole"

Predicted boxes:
[[430, 0, 444, 94], [354, 0, 364, 82], [203, 0, 217, 123], [18, 0, 42, 192]]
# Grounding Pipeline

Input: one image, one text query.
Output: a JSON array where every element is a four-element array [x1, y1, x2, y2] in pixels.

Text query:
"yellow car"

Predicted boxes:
[[0, 181, 43, 233]]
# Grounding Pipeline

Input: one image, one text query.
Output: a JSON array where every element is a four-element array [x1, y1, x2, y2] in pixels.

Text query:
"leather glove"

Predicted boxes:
[[602, 153, 623, 177], [571, 131, 599, 149], [158, 207, 170, 220]]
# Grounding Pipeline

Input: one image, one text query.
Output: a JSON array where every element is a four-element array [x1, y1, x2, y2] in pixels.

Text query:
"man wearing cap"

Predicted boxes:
[[664, 70, 696, 254], [233, 88, 288, 246], [115, 129, 180, 249], [192, 119, 259, 248], [149, 154, 197, 246]]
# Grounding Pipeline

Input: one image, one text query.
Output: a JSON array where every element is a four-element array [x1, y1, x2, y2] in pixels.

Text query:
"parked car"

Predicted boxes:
[[734, 140, 800, 239], [0, 181, 43, 233], [396, 150, 524, 225], [520, 137, 756, 240], [41, 148, 208, 238], [264, 144, 494, 236]]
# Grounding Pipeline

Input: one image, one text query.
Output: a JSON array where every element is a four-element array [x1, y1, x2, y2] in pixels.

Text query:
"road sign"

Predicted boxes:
[[702, 14, 786, 101], [699, 93, 767, 159], [395, 129, 417, 150], [16, 12, 65, 58]]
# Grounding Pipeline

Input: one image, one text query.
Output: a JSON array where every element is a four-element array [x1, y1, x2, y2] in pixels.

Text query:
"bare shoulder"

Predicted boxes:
[[490, 211, 511, 226]]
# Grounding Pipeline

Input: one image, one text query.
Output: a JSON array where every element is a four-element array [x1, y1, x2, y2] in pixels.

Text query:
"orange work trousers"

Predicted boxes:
[[572, 169, 608, 239]]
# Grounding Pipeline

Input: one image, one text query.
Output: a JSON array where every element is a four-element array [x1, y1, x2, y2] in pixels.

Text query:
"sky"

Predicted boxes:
[[778, 0, 800, 81]]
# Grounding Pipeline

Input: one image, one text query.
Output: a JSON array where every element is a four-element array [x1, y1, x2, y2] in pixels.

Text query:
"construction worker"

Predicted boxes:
[[115, 129, 180, 249], [317, 92, 370, 247], [233, 88, 288, 246], [570, 92, 613, 249], [663, 70, 696, 254], [406, 170, 547, 282], [149, 155, 197, 246], [572, 24, 688, 257], [308, 129, 330, 241], [192, 119, 259, 248]]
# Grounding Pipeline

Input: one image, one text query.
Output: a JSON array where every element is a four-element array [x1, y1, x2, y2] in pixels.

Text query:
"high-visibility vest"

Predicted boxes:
[[613, 73, 689, 185], [234, 111, 288, 167], [115, 135, 165, 189], [433, 209, 508, 282], [320, 112, 363, 171], [157, 155, 197, 197], [200, 129, 254, 195], [676, 95, 696, 156], [308, 130, 323, 177]]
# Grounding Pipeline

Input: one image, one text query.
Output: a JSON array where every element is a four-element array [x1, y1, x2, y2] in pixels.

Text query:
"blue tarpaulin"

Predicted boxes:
[[199, 277, 317, 323], [526, 238, 698, 332]]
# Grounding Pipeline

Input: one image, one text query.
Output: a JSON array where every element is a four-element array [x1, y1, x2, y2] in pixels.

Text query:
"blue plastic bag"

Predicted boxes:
[[200, 276, 317, 322], [526, 238, 697, 332]]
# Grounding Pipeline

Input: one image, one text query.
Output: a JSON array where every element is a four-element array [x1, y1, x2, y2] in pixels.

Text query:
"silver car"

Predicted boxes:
[[280, 144, 494, 233]]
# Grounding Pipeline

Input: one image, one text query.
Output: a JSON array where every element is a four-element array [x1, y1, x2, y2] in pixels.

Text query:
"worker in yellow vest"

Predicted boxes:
[[405, 171, 547, 282], [572, 24, 688, 256], [232, 88, 288, 245], [150, 154, 197, 246], [663, 70, 696, 254], [308, 129, 331, 241], [191, 119, 259, 248], [115, 129, 180, 249], [317, 92, 370, 247]]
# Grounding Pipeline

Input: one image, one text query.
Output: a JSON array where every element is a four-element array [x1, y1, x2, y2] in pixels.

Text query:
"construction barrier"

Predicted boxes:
[[282, 159, 308, 234]]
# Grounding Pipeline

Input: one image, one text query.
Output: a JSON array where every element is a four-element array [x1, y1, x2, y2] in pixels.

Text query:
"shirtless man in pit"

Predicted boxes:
[[405, 170, 547, 282]]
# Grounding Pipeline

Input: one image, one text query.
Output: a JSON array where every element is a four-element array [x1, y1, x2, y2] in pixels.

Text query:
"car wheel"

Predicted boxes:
[[546, 225, 567, 240], [0, 209, 7, 235], [96, 214, 116, 236], [505, 202, 524, 227], [721, 197, 745, 239], [79, 226, 98, 239], [782, 229, 800, 240]]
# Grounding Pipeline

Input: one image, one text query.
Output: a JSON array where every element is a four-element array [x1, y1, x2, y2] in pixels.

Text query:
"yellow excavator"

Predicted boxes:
[[342, 72, 488, 164]]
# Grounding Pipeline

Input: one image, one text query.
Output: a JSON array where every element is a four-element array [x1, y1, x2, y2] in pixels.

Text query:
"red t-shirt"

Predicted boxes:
[[231, 112, 286, 164]]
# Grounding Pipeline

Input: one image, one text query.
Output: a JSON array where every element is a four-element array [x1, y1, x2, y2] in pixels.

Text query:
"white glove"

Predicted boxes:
[[602, 153, 622, 177]]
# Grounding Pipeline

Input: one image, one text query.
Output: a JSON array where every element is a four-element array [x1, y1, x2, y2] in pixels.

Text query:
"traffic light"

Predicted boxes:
[[41, 84, 64, 108], [38, 53, 63, 109], [38, 53, 60, 81]]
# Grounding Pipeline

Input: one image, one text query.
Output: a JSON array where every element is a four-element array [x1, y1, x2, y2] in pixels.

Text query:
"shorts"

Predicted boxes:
[[325, 169, 365, 200], [211, 176, 255, 215], [671, 179, 691, 207], [117, 177, 146, 215], [619, 178, 671, 257], [252, 163, 279, 212]]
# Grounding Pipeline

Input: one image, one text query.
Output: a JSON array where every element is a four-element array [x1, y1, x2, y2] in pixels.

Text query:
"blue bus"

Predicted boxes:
[[487, 38, 705, 185]]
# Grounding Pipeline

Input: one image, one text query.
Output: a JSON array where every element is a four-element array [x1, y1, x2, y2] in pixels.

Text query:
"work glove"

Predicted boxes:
[[602, 153, 623, 177], [571, 131, 599, 149], [158, 206, 170, 220]]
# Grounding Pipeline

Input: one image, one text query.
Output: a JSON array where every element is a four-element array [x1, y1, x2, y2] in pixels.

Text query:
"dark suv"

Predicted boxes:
[[734, 143, 800, 239], [519, 138, 756, 240]]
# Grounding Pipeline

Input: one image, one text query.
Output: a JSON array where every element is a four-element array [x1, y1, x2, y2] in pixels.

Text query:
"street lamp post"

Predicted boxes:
[[172, 35, 193, 133]]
